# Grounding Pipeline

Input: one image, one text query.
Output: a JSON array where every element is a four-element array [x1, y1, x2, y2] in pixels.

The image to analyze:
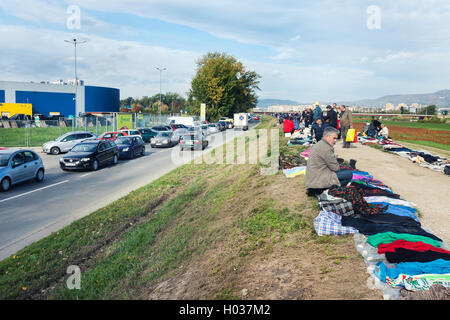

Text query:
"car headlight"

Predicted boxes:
[[164, 139, 169, 143], [81, 158, 91, 162], [59, 158, 64, 162], [122, 147, 129, 152]]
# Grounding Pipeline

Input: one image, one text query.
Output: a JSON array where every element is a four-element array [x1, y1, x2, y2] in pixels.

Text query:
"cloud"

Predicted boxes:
[[373, 51, 415, 63]]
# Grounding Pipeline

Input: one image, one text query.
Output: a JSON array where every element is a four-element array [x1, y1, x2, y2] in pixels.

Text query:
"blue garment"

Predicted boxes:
[[372, 202, 419, 221], [375, 259, 450, 283], [294, 119, 300, 130], [313, 106, 323, 121], [311, 122, 329, 141]]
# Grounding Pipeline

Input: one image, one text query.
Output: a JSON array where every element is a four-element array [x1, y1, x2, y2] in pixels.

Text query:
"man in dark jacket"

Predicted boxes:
[[324, 105, 338, 128]]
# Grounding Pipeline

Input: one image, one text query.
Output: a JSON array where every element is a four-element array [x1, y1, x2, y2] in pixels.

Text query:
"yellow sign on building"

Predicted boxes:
[[0, 103, 32, 118], [117, 114, 133, 129]]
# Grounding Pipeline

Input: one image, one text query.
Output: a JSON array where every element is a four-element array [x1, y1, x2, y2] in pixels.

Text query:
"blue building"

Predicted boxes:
[[0, 80, 120, 116]]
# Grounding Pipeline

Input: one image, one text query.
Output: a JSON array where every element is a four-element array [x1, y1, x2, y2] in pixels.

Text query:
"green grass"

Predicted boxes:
[[0, 125, 114, 147], [397, 140, 450, 152], [354, 119, 450, 131]]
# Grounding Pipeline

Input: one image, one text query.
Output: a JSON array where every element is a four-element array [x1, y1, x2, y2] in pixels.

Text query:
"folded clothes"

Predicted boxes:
[[283, 166, 307, 178], [319, 200, 354, 217], [375, 259, 450, 283], [341, 215, 441, 241], [384, 248, 450, 263], [313, 211, 358, 236], [364, 196, 416, 208], [367, 232, 442, 248], [378, 240, 450, 255]]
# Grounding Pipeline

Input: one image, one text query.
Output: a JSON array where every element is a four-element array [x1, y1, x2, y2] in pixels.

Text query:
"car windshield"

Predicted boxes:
[[157, 132, 171, 137], [71, 143, 97, 152], [115, 137, 132, 144], [0, 153, 12, 166]]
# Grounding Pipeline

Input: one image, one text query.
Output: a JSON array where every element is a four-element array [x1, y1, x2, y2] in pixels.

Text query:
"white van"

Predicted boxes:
[[167, 116, 196, 127]]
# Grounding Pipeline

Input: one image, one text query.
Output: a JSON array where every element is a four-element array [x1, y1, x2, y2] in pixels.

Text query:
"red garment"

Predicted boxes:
[[283, 119, 295, 133], [337, 119, 340, 130], [378, 240, 450, 255]]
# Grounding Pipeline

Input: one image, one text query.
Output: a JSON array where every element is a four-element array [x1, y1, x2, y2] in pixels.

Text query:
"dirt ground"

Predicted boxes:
[[336, 141, 450, 245]]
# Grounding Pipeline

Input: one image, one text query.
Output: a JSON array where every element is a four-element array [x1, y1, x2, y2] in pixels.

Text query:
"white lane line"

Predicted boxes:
[[0, 180, 69, 204], [80, 173, 92, 177]]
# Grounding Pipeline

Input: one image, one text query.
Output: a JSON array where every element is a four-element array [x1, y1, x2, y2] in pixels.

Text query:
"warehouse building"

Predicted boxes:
[[0, 80, 120, 117]]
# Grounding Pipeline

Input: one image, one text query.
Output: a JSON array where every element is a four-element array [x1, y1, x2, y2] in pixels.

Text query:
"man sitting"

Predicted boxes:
[[305, 127, 354, 196], [311, 117, 329, 142]]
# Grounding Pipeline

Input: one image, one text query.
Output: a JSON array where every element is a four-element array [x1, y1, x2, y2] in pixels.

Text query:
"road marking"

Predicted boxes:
[[0, 180, 69, 204], [80, 173, 92, 177]]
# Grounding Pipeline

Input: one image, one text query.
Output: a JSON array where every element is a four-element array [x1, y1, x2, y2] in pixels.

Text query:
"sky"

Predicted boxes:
[[1, 0, 450, 103]]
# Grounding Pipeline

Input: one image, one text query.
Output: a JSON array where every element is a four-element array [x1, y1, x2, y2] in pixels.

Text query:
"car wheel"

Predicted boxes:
[[50, 147, 60, 155], [141, 147, 145, 156], [1, 177, 11, 192], [35, 168, 44, 182], [113, 154, 118, 165], [92, 159, 99, 171]]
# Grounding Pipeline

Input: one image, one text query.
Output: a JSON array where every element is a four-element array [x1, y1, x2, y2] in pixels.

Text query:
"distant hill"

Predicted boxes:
[[337, 89, 450, 108], [257, 99, 300, 108], [258, 90, 450, 109]]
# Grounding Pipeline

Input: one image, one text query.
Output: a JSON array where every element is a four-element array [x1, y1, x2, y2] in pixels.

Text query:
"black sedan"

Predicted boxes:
[[179, 134, 209, 150], [59, 140, 119, 171], [115, 136, 145, 159]]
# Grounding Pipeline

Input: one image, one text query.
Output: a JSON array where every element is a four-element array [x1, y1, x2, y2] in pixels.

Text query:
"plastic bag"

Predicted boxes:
[[346, 128, 356, 142]]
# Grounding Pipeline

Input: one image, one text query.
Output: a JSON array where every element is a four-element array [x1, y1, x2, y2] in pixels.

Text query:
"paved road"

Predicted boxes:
[[0, 123, 258, 260]]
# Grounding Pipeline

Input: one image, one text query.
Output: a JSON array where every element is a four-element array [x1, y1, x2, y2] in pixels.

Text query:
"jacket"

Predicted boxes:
[[313, 106, 323, 121], [311, 122, 329, 141], [305, 139, 340, 189], [283, 119, 295, 133], [339, 109, 353, 128], [324, 109, 338, 128]]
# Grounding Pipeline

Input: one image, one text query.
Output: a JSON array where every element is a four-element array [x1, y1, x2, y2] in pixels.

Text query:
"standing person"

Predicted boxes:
[[306, 109, 314, 127], [339, 105, 353, 148], [313, 102, 323, 122], [305, 127, 354, 196], [324, 105, 338, 128]]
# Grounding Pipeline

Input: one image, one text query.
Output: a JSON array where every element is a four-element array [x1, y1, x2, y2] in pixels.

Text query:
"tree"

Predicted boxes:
[[188, 52, 261, 122], [419, 105, 437, 115], [131, 103, 144, 113]]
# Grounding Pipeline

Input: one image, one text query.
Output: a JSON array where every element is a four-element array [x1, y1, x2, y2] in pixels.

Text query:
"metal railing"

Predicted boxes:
[[0, 113, 174, 147]]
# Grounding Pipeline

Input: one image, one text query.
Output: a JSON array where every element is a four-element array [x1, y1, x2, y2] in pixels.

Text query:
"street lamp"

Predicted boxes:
[[65, 38, 86, 127], [156, 67, 166, 117]]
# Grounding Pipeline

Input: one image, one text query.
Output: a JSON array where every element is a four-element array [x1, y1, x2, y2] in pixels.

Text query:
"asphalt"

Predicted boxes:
[[0, 123, 258, 260]]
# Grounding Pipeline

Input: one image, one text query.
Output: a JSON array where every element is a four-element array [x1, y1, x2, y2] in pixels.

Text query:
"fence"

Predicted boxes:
[[0, 113, 173, 147]]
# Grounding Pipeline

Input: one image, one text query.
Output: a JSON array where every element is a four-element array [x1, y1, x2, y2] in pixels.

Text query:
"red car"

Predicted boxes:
[[99, 131, 129, 141], [253, 116, 260, 121]]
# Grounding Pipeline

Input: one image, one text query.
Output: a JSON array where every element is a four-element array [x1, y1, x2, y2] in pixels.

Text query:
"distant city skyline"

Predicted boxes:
[[1, 1, 450, 102]]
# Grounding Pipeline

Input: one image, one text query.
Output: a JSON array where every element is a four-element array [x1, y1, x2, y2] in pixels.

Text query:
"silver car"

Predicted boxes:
[[42, 131, 97, 155], [207, 123, 219, 134], [0, 149, 45, 191]]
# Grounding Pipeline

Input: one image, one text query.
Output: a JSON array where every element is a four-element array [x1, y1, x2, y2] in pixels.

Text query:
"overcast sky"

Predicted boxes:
[[1, 1, 450, 103]]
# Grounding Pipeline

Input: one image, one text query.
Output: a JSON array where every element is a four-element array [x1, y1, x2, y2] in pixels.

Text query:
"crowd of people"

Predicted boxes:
[[276, 102, 356, 147]]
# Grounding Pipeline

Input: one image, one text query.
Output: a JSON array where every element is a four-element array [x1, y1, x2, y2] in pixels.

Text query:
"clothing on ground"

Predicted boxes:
[[367, 232, 442, 249], [328, 185, 388, 216], [374, 259, 450, 283], [313, 211, 358, 236], [385, 248, 450, 263]]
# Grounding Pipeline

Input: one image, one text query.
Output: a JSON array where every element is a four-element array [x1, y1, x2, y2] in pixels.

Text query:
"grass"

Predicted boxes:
[[0, 115, 375, 300], [0, 125, 113, 147], [353, 119, 450, 131], [397, 140, 450, 152]]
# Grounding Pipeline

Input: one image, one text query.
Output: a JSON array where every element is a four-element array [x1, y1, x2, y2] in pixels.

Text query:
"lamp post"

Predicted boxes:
[[156, 67, 166, 118], [65, 38, 86, 127]]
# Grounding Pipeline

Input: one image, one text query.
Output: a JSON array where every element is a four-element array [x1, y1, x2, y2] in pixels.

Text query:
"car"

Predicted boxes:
[[99, 131, 129, 141], [179, 134, 209, 151], [0, 149, 45, 191], [151, 125, 173, 132], [59, 140, 119, 171], [150, 132, 178, 148], [115, 136, 145, 159], [217, 121, 228, 131], [219, 117, 234, 128], [120, 129, 142, 137], [207, 123, 219, 134], [253, 116, 260, 121], [135, 127, 158, 143], [42, 131, 97, 155]]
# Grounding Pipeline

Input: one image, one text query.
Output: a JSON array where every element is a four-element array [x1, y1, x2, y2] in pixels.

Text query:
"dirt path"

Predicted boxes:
[[335, 142, 450, 245]]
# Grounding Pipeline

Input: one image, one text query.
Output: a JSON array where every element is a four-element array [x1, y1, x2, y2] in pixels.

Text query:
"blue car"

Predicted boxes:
[[115, 136, 146, 159], [0, 149, 45, 191]]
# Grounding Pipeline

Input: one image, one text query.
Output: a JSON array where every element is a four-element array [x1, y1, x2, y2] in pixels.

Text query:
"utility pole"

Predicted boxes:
[[65, 38, 86, 127], [156, 67, 166, 118]]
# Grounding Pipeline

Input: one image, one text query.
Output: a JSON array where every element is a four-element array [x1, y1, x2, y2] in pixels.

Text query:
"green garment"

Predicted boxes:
[[367, 232, 442, 248]]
